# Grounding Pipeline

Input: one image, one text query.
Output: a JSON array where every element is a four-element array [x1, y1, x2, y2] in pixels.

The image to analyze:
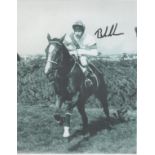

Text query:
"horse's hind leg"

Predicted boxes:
[[96, 89, 112, 128], [77, 98, 88, 132]]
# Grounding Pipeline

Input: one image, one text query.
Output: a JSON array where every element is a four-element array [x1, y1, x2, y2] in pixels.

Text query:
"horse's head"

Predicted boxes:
[[44, 33, 68, 80]]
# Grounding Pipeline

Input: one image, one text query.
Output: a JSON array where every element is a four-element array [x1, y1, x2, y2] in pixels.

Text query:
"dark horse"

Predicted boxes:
[[44, 34, 111, 138]]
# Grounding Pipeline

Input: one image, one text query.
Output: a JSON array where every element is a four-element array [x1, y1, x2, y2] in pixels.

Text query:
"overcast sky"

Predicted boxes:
[[18, 0, 137, 55]]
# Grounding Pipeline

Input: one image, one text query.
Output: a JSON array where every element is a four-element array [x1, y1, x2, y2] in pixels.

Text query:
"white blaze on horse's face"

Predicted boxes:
[[44, 44, 55, 74]]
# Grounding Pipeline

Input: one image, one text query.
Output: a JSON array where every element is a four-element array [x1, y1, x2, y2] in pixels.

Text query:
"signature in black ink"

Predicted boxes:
[[94, 23, 124, 38]]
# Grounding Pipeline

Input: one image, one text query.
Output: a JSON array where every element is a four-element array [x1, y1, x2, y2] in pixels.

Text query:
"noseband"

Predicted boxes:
[[47, 60, 58, 64]]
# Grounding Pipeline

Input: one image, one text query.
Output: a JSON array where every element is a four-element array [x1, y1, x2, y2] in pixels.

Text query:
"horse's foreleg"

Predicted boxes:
[[63, 92, 80, 138], [55, 95, 63, 109], [54, 95, 64, 124]]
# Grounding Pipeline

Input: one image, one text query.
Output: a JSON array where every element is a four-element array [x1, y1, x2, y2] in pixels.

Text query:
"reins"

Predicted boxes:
[[47, 60, 58, 64]]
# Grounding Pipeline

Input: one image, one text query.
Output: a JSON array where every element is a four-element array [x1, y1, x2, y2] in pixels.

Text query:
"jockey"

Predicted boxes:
[[63, 20, 98, 86]]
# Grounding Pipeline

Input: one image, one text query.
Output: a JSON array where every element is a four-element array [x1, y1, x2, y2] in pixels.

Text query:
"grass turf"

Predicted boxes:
[[17, 104, 136, 153]]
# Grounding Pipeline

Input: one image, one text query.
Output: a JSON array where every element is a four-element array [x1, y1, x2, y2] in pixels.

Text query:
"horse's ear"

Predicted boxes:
[[47, 33, 52, 42], [60, 34, 66, 42]]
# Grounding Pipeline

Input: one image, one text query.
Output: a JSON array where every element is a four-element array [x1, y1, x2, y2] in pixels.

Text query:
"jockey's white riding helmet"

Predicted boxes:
[[72, 20, 85, 33]]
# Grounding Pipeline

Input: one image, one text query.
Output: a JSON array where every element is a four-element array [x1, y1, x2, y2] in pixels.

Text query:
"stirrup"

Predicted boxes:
[[85, 78, 93, 88]]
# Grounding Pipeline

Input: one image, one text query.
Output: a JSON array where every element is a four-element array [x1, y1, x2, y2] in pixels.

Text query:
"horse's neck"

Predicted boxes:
[[63, 53, 74, 71], [67, 59, 75, 77], [70, 62, 84, 78]]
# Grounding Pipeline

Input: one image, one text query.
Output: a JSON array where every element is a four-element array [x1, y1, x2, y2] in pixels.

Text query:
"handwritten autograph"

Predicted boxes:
[[94, 23, 124, 38]]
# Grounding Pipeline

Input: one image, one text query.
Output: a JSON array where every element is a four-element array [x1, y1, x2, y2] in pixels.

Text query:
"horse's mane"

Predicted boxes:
[[51, 38, 71, 58]]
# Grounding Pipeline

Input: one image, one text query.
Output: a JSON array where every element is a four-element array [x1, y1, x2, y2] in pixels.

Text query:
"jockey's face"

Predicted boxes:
[[74, 26, 84, 39]]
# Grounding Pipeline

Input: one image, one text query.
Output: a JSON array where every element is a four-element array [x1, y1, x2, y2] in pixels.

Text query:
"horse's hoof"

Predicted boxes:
[[53, 114, 61, 121], [54, 115, 64, 125], [63, 137, 70, 143], [55, 119, 64, 126]]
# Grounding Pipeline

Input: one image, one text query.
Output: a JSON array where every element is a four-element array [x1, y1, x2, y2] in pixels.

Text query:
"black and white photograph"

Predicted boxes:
[[17, 0, 137, 154]]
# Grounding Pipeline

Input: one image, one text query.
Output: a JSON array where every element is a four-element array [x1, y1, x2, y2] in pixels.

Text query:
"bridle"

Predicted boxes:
[[47, 60, 58, 65], [46, 40, 65, 78], [46, 39, 79, 81]]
